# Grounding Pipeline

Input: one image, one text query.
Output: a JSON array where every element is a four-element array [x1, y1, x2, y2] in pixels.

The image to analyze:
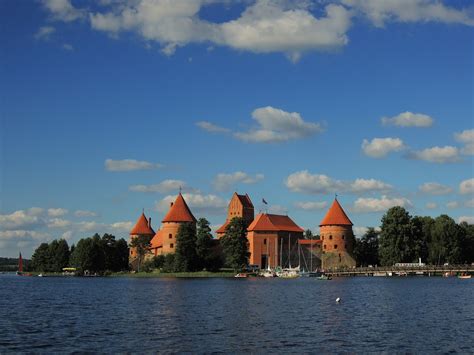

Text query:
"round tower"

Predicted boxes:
[[319, 198, 355, 268], [129, 212, 155, 260]]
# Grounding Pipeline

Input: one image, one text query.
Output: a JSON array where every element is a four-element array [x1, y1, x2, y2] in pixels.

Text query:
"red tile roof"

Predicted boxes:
[[319, 199, 353, 226], [216, 220, 229, 234], [248, 213, 304, 233], [162, 193, 197, 223], [150, 231, 162, 249], [298, 239, 322, 245], [130, 213, 155, 235]]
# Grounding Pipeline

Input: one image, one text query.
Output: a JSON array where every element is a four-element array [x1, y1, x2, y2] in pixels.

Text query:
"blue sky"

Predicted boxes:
[[1, 0, 473, 258]]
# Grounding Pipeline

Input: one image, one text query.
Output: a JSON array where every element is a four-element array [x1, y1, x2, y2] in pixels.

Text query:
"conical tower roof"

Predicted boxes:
[[162, 193, 197, 223], [130, 212, 155, 235], [319, 198, 353, 226]]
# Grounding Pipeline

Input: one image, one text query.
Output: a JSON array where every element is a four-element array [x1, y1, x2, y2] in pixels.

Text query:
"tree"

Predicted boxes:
[[196, 218, 215, 270], [429, 215, 462, 265], [411, 216, 434, 263], [31, 243, 51, 272], [130, 234, 153, 272], [379, 207, 415, 266], [49, 239, 70, 272], [174, 223, 199, 272], [459, 222, 474, 264], [100, 234, 129, 272], [303, 229, 313, 240], [220, 217, 250, 271], [353, 228, 379, 267]]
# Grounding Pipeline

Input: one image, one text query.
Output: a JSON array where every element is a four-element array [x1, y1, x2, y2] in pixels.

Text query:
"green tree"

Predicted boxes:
[[130, 234, 153, 272], [196, 218, 214, 270], [174, 223, 199, 272], [162, 253, 176, 272], [459, 222, 474, 263], [31, 243, 51, 272], [100, 234, 129, 272], [411, 216, 434, 263], [379, 207, 415, 266], [49, 239, 70, 272], [353, 228, 379, 267], [220, 217, 250, 271], [429, 215, 462, 265]]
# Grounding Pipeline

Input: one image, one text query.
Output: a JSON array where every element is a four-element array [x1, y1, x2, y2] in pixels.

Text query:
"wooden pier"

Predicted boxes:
[[325, 264, 474, 277]]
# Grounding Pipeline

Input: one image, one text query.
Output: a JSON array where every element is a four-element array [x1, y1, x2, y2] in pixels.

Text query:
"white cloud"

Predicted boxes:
[[62, 43, 74, 51], [77, 221, 104, 232], [0, 230, 51, 241], [343, 0, 474, 27], [129, 179, 191, 194], [105, 159, 162, 171], [0, 209, 45, 230], [465, 199, 474, 208], [196, 121, 230, 133], [294, 201, 328, 211], [156, 193, 227, 216], [74, 210, 98, 218], [460, 178, 474, 195], [213, 172, 264, 192], [408, 146, 460, 163], [425, 202, 437, 209], [41, 0, 85, 22], [61, 231, 73, 240], [34, 26, 56, 40], [285, 171, 392, 195], [235, 106, 323, 143], [362, 137, 405, 158], [446, 201, 459, 209], [47, 218, 72, 229], [352, 195, 412, 213], [381, 111, 433, 127], [88, 1, 351, 61], [110, 221, 134, 233], [458, 216, 474, 224], [454, 129, 474, 155], [419, 182, 452, 195], [267, 204, 288, 215], [48, 208, 68, 217], [353, 226, 381, 237]]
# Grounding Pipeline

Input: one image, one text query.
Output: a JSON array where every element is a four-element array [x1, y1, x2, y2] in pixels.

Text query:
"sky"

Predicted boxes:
[[0, 0, 473, 258]]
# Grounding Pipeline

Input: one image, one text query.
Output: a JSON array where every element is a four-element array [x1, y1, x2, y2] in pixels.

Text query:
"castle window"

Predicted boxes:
[[342, 235, 345, 240], [170, 243, 174, 248], [334, 244, 338, 249], [263, 239, 267, 245], [323, 244, 326, 250], [329, 235, 333, 240], [169, 234, 172, 239], [322, 236, 324, 241]]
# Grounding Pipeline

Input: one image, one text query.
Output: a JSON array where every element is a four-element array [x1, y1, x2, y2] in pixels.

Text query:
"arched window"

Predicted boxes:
[[342, 235, 345, 240], [263, 239, 267, 245], [334, 244, 338, 249], [170, 243, 174, 248], [323, 244, 326, 250], [329, 235, 333, 240], [169, 234, 172, 239]]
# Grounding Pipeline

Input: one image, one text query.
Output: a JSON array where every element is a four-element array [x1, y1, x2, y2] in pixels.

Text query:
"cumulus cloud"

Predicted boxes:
[[129, 180, 193, 194], [47, 218, 72, 229], [407, 146, 460, 163], [213, 171, 264, 192], [381, 111, 433, 127], [156, 193, 227, 216], [294, 201, 328, 211], [425, 202, 437, 209], [465, 199, 474, 208], [285, 171, 392, 195], [109, 221, 134, 233], [34, 26, 56, 40], [105, 159, 162, 171], [41, 0, 85, 22], [0, 209, 46, 230], [446, 201, 459, 209], [342, 0, 474, 27], [419, 182, 452, 195], [454, 129, 474, 155], [460, 178, 474, 195], [362, 137, 405, 158], [352, 195, 412, 213], [235, 106, 323, 143], [74, 210, 98, 218], [458, 216, 474, 224], [48, 208, 68, 217], [196, 121, 230, 133]]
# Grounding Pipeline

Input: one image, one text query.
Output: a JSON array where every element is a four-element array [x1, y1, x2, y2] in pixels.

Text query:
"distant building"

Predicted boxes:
[[319, 198, 356, 269], [129, 212, 155, 268], [149, 193, 197, 256], [247, 213, 304, 269], [216, 192, 254, 238]]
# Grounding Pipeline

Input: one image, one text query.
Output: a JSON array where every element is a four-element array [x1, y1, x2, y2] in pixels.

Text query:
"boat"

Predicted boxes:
[[458, 273, 471, 279], [234, 273, 248, 278], [16, 252, 32, 277], [260, 270, 276, 277], [316, 274, 332, 280]]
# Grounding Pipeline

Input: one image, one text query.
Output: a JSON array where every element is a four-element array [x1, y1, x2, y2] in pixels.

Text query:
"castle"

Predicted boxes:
[[129, 193, 356, 270]]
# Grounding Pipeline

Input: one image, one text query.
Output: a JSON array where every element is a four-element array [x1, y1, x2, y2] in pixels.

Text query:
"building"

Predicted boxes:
[[149, 193, 197, 256], [319, 198, 356, 269], [215, 192, 254, 238], [129, 212, 155, 267]]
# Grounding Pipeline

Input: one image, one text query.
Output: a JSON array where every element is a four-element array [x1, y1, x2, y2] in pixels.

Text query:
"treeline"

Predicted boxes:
[[354, 207, 474, 266], [31, 233, 129, 273], [0, 257, 30, 272], [136, 217, 249, 272]]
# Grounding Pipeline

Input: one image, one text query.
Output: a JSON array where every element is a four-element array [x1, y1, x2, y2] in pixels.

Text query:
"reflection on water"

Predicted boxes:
[[0, 274, 473, 352]]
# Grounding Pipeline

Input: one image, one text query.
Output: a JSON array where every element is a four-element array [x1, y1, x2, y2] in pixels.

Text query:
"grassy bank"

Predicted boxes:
[[111, 270, 236, 278]]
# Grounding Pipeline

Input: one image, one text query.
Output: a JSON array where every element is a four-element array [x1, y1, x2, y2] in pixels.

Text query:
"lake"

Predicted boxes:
[[0, 274, 473, 352]]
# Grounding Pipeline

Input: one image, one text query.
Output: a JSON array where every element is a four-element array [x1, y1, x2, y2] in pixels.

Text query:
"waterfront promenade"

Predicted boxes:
[[326, 264, 474, 277]]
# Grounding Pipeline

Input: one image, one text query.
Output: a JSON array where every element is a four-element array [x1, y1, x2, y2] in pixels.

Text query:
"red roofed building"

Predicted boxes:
[[150, 193, 197, 256], [319, 198, 356, 269], [216, 192, 254, 238], [247, 213, 304, 269], [129, 212, 155, 265]]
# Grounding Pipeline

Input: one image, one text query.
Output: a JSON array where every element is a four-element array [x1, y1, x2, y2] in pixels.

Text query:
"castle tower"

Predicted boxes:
[[319, 198, 356, 269], [150, 193, 197, 255], [216, 192, 254, 238], [129, 212, 155, 263]]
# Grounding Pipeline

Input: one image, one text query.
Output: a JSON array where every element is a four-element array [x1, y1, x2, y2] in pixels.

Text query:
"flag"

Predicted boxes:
[[262, 198, 268, 205]]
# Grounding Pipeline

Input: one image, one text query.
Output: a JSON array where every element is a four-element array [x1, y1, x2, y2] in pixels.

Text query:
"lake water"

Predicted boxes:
[[0, 274, 473, 353]]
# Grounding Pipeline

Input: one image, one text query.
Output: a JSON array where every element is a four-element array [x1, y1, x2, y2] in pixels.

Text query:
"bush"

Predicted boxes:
[[162, 253, 176, 273]]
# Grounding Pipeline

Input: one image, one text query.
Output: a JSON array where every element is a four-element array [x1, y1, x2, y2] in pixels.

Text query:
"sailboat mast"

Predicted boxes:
[[266, 238, 270, 270], [310, 237, 313, 272], [18, 252, 23, 273], [288, 233, 291, 269], [280, 237, 283, 267]]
